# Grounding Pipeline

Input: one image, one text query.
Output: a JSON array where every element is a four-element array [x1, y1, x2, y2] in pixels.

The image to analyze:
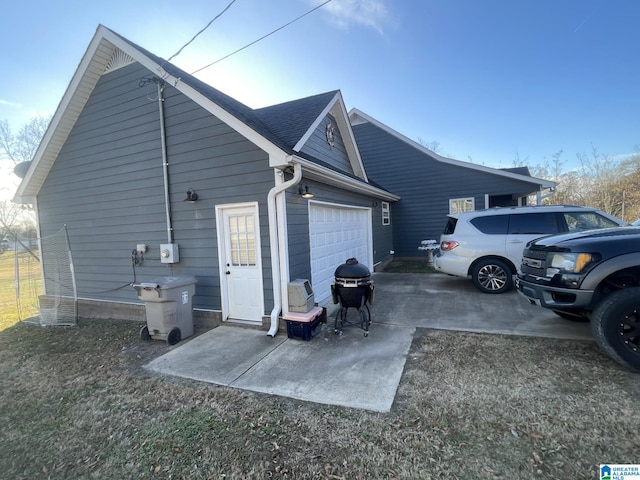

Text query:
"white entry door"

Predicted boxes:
[[216, 204, 264, 323], [309, 202, 372, 303]]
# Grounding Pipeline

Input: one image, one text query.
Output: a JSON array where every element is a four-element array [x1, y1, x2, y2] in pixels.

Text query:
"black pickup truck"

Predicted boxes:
[[516, 226, 640, 371]]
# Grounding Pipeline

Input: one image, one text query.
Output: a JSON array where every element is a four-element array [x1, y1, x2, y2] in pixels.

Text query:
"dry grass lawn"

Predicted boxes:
[[0, 316, 638, 479], [0, 250, 40, 331]]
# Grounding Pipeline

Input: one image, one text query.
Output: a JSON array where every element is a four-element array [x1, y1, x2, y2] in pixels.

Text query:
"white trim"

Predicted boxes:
[[14, 25, 290, 203], [308, 199, 374, 270], [381, 201, 391, 225], [293, 91, 368, 182], [484, 194, 490, 209], [330, 93, 368, 181], [348, 108, 556, 189], [104, 48, 135, 73], [15, 26, 118, 202], [294, 155, 399, 201], [294, 92, 340, 151], [449, 197, 475, 214], [214, 201, 264, 323], [100, 28, 287, 161]]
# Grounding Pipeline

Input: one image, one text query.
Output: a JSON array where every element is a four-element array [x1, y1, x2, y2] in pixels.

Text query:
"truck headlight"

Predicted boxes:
[[545, 253, 596, 277]]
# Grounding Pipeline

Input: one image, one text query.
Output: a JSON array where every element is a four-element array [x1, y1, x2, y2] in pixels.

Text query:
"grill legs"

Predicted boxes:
[[334, 304, 371, 337]]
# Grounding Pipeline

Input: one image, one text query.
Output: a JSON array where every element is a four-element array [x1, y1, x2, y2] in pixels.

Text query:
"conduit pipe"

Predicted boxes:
[[267, 162, 302, 336], [157, 81, 173, 243]]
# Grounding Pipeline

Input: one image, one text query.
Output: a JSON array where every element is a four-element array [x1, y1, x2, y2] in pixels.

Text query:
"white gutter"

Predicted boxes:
[[294, 156, 399, 201], [267, 162, 302, 337]]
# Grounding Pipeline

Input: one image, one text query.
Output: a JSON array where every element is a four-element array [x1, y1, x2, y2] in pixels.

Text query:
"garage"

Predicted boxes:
[[308, 202, 372, 303]]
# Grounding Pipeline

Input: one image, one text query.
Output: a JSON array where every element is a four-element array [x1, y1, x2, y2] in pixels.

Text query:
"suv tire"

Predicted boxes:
[[590, 287, 640, 371], [471, 258, 513, 294]]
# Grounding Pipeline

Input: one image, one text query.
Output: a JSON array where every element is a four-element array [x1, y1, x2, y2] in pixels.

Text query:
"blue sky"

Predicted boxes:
[[1, 0, 638, 177]]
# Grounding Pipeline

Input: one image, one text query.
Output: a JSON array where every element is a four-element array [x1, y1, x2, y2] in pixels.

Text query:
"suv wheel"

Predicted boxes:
[[471, 258, 513, 294], [591, 287, 640, 371]]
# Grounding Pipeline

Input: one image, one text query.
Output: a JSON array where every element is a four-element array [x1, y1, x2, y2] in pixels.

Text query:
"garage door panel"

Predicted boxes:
[[309, 203, 371, 303]]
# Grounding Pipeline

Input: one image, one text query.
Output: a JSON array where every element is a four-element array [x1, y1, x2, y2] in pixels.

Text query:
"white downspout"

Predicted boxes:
[[267, 162, 302, 337]]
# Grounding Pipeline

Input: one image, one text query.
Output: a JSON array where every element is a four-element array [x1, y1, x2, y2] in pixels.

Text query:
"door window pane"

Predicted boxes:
[[229, 214, 256, 266]]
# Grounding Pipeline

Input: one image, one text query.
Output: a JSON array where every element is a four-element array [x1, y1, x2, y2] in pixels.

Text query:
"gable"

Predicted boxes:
[[14, 26, 290, 203], [256, 91, 368, 182], [298, 113, 352, 174]]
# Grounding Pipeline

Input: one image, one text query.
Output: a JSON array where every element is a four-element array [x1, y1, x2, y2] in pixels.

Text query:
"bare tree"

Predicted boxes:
[[417, 138, 447, 156], [615, 150, 640, 222], [0, 116, 49, 259], [0, 116, 50, 166]]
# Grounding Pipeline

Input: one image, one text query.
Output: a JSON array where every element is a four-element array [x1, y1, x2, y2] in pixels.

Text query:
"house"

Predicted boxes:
[[349, 109, 556, 257], [12, 25, 399, 333]]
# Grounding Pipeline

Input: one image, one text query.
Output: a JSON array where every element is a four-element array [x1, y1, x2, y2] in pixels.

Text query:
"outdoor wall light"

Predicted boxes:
[[298, 183, 314, 199], [184, 188, 198, 203]]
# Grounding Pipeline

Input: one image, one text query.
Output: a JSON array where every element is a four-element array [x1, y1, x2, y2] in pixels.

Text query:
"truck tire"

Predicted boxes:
[[590, 287, 640, 371]]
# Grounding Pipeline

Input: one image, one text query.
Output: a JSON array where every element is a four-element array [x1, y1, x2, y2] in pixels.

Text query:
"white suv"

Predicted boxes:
[[433, 205, 626, 294]]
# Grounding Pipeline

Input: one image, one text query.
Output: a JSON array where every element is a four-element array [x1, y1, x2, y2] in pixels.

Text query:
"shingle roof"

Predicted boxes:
[[255, 91, 339, 148], [501, 166, 532, 176], [110, 28, 299, 155], [111, 29, 363, 179]]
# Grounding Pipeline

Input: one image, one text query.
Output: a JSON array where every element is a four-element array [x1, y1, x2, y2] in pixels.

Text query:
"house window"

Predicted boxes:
[[381, 202, 391, 225], [449, 198, 474, 214]]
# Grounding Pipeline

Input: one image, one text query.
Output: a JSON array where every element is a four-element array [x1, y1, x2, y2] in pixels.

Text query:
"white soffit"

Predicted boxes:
[[15, 28, 118, 202], [15, 25, 289, 202]]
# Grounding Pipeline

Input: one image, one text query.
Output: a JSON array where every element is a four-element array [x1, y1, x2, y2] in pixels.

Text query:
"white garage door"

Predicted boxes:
[[309, 203, 372, 303]]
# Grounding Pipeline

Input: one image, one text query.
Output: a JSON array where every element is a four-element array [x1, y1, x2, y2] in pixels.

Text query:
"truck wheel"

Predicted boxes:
[[591, 287, 640, 371], [472, 259, 513, 294]]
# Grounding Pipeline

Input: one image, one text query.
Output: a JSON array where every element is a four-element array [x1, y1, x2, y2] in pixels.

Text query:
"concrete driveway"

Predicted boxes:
[[145, 272, 592, 412], [370, 272, 591, 340]]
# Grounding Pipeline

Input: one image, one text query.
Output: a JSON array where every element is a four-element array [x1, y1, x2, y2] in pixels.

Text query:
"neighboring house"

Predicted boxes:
[[12, 25, 398, 332], [349, 109, 556, 257]]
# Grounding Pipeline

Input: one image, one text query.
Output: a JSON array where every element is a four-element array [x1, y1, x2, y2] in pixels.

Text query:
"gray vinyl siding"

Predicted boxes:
[[299, 114, 352, 174], [36, 62, 275, 312], [285, 178, 393, 282], [354, 122, 542, 257]]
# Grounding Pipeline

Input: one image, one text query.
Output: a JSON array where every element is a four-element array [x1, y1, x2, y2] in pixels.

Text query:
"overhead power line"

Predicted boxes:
[[166, 0, 238, 64], [190, 0, 333, 75]]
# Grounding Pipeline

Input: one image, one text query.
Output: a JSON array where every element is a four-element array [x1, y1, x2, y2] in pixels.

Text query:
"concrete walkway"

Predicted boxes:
[[145, 272, 592, 412]]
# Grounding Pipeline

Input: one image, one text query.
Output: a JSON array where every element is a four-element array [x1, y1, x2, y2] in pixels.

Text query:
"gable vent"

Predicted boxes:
[[104, 48, 135, 73]]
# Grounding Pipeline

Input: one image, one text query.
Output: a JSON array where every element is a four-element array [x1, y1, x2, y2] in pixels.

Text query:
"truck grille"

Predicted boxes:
[[521, 249, 546, 276]]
